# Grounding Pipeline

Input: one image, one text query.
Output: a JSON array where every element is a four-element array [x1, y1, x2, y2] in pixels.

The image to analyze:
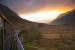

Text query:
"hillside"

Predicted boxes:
[[0, 4, 50, 50], [19, 10, 75, 50], [0, 4, 75, 50], [51, 9, 75, 25]]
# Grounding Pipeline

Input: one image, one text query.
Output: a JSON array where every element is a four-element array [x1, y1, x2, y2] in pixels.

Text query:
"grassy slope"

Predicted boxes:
[[19, 25, 75, 50]]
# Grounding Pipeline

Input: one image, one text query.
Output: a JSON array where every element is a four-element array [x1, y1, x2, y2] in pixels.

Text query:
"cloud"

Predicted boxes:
[[1, 0, 74, 14], [0, 0, 4, 3], [1, 0, 69, 8], [70, 0, 75, 4]]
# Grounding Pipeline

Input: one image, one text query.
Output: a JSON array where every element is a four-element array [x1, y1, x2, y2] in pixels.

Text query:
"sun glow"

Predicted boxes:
[[19, 10, 64, 23]]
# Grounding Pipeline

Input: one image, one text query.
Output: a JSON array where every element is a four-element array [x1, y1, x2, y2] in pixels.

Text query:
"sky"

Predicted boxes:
[[0, 0, 75, 23], [0, 0, 75, 14]]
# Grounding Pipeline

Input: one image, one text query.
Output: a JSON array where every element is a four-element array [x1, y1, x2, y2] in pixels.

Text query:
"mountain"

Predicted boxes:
[[0, 4, 31, 28], [51, 9, 75, 25], [1, 4, 75, 50], [22, 10, 75, 50], [0, 4, 48, 28], [0, 4, 49, 50]]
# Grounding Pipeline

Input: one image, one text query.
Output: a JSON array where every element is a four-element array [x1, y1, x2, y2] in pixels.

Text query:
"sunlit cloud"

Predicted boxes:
[[19, 10, 65, 23]]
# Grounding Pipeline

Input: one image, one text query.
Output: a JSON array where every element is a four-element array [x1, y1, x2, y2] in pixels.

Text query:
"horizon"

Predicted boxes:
[[0, 0, 75, 23]]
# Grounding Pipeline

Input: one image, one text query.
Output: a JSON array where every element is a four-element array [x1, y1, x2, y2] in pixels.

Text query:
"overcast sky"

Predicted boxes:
[[0, 0, 75, 14]]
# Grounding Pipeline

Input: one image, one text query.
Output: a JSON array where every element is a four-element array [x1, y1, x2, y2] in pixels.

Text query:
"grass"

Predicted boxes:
[[18, 25, 75, 50], [22, 31, 75, 50], [24, 42, 39, 50]]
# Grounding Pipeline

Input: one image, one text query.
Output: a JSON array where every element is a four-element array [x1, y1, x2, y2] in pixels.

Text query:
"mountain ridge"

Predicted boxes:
[[51, 9, 75, 25], [1, 4, 75, 50]]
